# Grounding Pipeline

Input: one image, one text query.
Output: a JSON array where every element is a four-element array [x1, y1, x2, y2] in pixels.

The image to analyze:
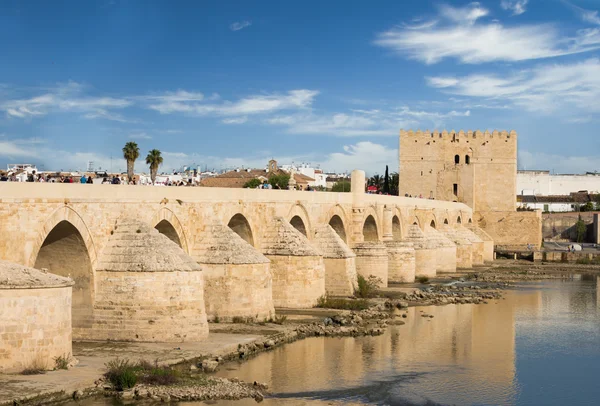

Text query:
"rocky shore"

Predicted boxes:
[[107, 377, 268, 403]]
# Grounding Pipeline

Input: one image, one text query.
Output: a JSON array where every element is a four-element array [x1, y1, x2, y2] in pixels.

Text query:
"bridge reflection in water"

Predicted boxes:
[[215, 288, 546, 406]]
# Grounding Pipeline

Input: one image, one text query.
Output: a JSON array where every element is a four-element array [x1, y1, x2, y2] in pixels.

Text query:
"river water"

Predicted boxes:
[[82, 276, 600, 406], [211, 276, 600, 406]]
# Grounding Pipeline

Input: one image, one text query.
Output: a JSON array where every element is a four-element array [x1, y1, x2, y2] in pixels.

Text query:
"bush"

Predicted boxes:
[[331, 181, 351, 192], [104, 358, 137, 391], [355, 275, 380, 298], [316, 296, 370, 310], [139, 367, 180, 386], [416, 276, 430, 284], [243, 178, 262, 189], [269, 174, 290, 189], [53, 353, 71, 370]]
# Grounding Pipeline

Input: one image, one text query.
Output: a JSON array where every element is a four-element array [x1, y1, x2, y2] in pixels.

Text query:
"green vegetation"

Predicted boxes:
[[53, 353, 70, 370], [316, 295, 370, 310], [145, 149, 163, 185], [104, 358, 185, 390], [575, 256, 600, 265], [122, 142, 140, 183], [243, 178, 262, 189], [331, 180, 351, 192], [104, 358, 137, 391], [580, 202, 595, 212], [269, 173, 290, 189], [355, 274, 380, 298], [576, 215, 587, 243], [416, 276, 430, 284], [213, 314, 220, 323], [264, 314, 287, 324]]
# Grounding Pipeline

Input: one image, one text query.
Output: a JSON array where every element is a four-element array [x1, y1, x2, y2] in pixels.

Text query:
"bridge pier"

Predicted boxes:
[[440, 225, 473, 269], [92, 220, 209, 342], [405, 224, 437, 278], [191, 222, 274, 322], [313, 224, 357, 296], [466, 224, 494, 263], [262, 218, 325, 308], [353, 242, 389, 288], [425, 226, 459, 273], [385, 240, 416, 283]]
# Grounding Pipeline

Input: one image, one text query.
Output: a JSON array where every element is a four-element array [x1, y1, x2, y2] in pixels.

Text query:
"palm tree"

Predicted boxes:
[[122, 142, 140, 183], [145, 149, 163, 185], [369, 174, 383, 191]]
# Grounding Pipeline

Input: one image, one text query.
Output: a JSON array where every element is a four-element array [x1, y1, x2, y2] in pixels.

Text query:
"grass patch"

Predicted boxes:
[[576, 256, 600, 265], [53, 353, 70, 370], [104, 358, 137, 391], [316, 296, 370, 311], [213, 314, 220, 323], [22, 356, 47, 375], [416, 276, 430, 284], [355, 275, 381, 298], [138, 367, 180, 386]]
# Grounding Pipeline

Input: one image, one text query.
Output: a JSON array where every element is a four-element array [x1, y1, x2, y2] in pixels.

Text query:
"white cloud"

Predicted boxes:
[[265, 106, 471, 137], [562, 0, 600, 25], [374, 3, 600, 64], [222, 116, 248, 124], [426, 58, 600, 114], [1, 82, 132, 120], [519, 150, 600, 173], [0, 139, 40, 157], [129, 132, 152, 140], [439, 2, 489, 24], [146, 89, 319, 116], [501, 0, 528, 16], [321, 141, 398, 174], [230, 21, 252, 31]]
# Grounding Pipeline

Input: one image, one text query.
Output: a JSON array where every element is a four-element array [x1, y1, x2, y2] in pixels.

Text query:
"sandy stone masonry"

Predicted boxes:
[[261, 217, 325, 308], [191, 222, 273, 321], [0, 176, 497, 342], [399, 129, 542, 249], [91, 219, 209, 342], [0, 260, 73, 373]]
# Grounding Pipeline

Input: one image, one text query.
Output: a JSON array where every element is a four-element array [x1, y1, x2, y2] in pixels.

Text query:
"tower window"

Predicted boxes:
[[465, 155, 470, 164], [454, 155, 460, 164], [453, 183, 458, 196]]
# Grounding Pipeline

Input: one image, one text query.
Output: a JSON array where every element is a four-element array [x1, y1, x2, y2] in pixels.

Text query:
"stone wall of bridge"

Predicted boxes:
[[0, 180, 490, 340]]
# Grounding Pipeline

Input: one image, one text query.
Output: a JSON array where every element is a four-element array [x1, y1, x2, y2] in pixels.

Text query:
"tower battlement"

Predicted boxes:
[[400, 129, 517, 139]]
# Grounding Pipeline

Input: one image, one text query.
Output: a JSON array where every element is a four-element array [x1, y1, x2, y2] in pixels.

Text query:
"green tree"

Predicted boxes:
[[581, 202, 594, 212], [368, 174, 383, 191], [243, 178, 262, 188], [575, 215, 587, 243], [145, 149, 163, 185], [390, 172, 399, 196], [269, 174, 290, 189], [122, 142, 140, 183], [383, 165, 390, 194], [331, 180, 351, 192]]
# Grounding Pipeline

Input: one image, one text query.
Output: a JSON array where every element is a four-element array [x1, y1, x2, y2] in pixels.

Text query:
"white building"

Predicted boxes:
[[517, 170, 600, 196], [280, 163, 327, 188]]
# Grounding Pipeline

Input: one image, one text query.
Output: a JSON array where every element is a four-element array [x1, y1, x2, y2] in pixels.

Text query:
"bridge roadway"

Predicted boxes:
[[0, 171, 489, 343]]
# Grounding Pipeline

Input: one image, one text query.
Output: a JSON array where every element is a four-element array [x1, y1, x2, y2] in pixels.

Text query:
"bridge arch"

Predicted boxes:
[[363, 215, 379, 242], [392, 215, 402, 241], [152, 207, 189, 253], [327, 204, 350, 243], [31, 206, 96, 334], [457, 215, 462, 224], [227, 213, 255, 247], [287, 203, 312, 238]]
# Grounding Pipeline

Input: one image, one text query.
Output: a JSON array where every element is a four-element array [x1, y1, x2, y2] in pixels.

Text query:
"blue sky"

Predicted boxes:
[[1, 0, 599, 175]]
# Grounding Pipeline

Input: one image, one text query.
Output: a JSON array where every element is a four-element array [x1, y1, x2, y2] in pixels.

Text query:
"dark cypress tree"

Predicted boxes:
[[383, 165, 390, 194]]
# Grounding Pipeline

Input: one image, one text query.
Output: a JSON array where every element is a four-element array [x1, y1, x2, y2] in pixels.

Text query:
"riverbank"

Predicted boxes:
[[2, 260, 596, 405]]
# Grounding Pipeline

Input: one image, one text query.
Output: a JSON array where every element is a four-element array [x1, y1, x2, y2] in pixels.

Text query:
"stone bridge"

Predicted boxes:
[[0, 171, 493, 343]]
